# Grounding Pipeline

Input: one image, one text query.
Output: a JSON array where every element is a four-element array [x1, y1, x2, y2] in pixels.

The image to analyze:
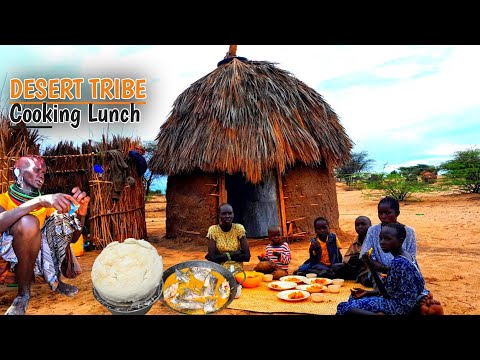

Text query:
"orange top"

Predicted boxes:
[[0, 192, 55, 228], [317, 239, 331, 267]]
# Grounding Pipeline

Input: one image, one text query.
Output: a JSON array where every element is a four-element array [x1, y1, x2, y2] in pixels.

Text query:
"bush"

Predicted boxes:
[[365, 173, 433, 201], [440, 148, 480, 193]]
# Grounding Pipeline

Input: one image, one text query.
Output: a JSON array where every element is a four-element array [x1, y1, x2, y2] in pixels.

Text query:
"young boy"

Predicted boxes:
[[293, 216, 342, 278], [254, 225, 291, 280], [332, 216, 372, 286]]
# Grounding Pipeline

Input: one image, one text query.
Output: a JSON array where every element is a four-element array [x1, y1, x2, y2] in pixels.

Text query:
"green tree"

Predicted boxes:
[[397, 164, 437, 181], [439, 148, 480, 193], [366, 173, 432, 201], [335, 150, 375, 186]]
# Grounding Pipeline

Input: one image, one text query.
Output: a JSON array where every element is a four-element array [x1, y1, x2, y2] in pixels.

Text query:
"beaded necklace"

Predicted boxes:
[[6, 183, 45, 216]]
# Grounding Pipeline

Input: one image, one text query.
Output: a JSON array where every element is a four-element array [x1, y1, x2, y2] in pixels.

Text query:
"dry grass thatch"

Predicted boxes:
[[0, 115, 42, 193], [0, 115, 42, 158], [150, 56, 354, 184], [41, 141, 90, 195]]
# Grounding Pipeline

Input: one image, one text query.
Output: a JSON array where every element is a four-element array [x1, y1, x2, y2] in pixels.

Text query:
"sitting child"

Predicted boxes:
[[293, 216, 342, 279], [254, 225, 291, 280], [336, 222, 443, 315], [332, 216, 372, 286]]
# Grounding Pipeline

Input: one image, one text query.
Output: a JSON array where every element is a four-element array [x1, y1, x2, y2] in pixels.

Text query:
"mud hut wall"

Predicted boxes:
[[166, 173, 218, 239], [283, 165, 340, 236], [88, 155, 147, 248]]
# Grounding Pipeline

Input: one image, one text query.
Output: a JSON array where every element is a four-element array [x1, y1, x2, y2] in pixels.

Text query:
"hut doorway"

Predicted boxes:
[[225, 172, 279, 238]]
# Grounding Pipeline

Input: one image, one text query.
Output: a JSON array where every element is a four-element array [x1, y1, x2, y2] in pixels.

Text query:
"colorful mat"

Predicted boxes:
[[227, 280, 370, 315]]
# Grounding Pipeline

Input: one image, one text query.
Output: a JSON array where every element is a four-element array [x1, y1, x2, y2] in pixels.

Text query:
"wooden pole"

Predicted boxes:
[[276, 169, 288, 238], [228, 45, 237, 57], [219, 173, 227, 205]]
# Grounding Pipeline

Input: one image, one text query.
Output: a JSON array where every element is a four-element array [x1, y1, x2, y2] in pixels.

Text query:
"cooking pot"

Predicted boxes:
[[92, 281, 163, 315], [159, 260, 246, 314]]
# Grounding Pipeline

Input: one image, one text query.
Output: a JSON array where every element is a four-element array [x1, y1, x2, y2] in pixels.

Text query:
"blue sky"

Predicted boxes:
[[1, 45, 479, 175]]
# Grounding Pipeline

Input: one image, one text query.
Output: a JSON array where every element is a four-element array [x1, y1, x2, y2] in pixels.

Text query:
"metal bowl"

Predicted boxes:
[[93, 281, 163, 315], [159, 260, 244, 315]]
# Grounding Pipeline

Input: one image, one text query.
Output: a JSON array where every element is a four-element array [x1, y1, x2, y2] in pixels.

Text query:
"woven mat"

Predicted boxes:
[[228, 280, 370, 315]]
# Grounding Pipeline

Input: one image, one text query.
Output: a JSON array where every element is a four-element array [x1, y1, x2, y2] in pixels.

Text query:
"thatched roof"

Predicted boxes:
[[0, 115, 42, 158], [150, 53, 353, 184]]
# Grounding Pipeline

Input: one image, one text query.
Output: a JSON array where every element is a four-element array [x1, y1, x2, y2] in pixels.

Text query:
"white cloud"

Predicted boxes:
[[325, 46, 480, 146], [377, 143, 479, 174], [424, 143, 479, 156], [29, 45, 96, 63], [373, 62, 429, 80]]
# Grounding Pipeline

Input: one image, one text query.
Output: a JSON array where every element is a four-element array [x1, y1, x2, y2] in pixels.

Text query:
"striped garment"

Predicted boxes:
[[264, 242, 291, 271], [0, 213, 82, 289]]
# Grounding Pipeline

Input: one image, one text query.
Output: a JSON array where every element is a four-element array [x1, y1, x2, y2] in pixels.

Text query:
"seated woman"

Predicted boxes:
[[336, 222, 443, 315], [205, 203, 251, 273]]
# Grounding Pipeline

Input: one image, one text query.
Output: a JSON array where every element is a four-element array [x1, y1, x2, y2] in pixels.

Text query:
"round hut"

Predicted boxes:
[[150, 46, 353, 240]]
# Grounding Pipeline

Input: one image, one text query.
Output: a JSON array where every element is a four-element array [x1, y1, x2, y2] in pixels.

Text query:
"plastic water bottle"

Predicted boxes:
[[68, 202, 79, 215]]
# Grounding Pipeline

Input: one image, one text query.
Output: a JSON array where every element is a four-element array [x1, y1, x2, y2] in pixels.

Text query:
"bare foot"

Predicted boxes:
[[56, 281, 78, 297], [5, 294, 30, 315]]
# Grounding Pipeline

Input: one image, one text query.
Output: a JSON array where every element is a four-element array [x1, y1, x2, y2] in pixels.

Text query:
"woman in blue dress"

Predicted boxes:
[[336, 222, 426, 315]]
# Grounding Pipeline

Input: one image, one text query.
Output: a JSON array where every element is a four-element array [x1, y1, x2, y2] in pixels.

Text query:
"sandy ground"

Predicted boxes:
[[1, 183, 479, 315]]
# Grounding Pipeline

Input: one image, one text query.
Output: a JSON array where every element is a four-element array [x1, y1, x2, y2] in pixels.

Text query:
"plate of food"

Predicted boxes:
[[296, 284, 328, 293], [303, 277, 333, 286], [279, 275, 307, 284], [277, 289, 310, 302], [267, 281, 297, 291]]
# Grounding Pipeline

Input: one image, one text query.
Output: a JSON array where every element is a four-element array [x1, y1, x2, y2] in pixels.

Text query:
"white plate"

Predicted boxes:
[[277, 289, 310, 302], [279, 275, 307, 284], [296, 284, 328, 293], [267, 281, 297, 291], [303, 277, 333, 286]]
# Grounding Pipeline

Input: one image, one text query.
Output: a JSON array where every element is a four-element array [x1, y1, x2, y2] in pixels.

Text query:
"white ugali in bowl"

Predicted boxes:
[[91, 238, 163, 315]]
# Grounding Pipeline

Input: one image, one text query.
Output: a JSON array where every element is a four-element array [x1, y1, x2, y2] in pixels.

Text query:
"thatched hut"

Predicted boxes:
[[150, 46, 353, 240]]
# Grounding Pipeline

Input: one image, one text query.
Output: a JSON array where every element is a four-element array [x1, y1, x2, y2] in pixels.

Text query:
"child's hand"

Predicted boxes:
[[362, 253, 382, 271], [351, 288, 367, 299], [272, 251, 280, 258], [361, 252, 371, 263], [369, 259, 384, 272]]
